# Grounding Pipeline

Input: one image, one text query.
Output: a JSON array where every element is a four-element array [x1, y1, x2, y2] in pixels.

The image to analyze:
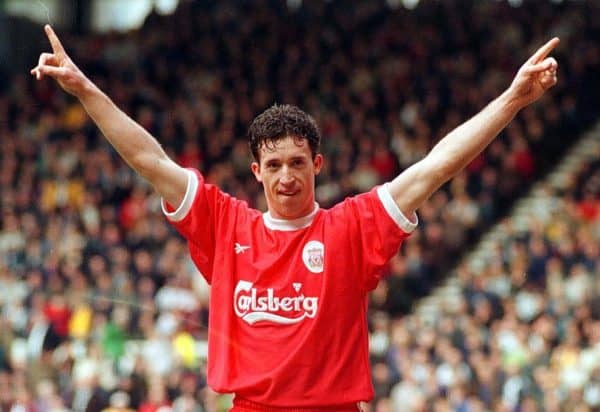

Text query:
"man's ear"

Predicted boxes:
[[313, 154, 324, 175], [251, 162, 262, 182]]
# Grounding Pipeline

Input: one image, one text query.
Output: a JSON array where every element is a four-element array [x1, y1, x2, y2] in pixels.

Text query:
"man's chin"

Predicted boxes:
[[273, 199, 309, 219]]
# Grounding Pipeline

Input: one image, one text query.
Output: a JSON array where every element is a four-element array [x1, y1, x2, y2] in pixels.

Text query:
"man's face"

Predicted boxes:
[[251, 136, 323, 220]]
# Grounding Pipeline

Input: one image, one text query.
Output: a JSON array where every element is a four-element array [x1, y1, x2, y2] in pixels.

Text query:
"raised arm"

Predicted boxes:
[[389, 38, 560, 218], [31, 25, 188, 207]]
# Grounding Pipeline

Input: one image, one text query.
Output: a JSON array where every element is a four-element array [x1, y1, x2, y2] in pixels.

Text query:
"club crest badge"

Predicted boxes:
[[302, 240, 324, 273]]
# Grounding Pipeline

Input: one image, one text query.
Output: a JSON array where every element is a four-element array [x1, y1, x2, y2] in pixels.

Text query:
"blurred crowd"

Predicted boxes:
[[367, 144, 600, 411], [0, 0, 598, 411]]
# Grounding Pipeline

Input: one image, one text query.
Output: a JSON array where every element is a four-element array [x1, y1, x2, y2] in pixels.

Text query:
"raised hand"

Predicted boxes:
[[508, 37, 560, 108], [31, 25, 91, 97]]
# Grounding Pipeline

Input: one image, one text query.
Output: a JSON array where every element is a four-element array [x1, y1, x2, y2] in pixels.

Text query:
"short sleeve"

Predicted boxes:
[[376, 183, 418, 233], [329, 185, 418, 292], [161, 168, 239, 283]]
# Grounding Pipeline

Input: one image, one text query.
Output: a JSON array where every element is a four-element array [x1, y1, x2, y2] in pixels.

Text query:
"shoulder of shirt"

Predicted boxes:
[[325, 185, 418, 233], [162, 168, 262, 222]]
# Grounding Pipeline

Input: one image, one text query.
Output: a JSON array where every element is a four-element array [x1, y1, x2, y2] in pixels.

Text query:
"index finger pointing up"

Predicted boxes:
[[528, 37, 560, 64], [44, 24, 66, 55]]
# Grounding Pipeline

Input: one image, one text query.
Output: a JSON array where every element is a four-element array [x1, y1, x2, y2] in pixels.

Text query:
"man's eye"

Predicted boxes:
[[292, 160, 304, 167]]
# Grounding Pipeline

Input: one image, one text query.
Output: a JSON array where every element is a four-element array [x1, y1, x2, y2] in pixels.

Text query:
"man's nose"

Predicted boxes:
[[279, 166, 295, 185]]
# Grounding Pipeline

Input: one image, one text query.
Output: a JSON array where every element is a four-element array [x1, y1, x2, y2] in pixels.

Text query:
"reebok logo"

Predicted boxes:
[[234, 242, 251, 254], [233, 280, 319, 325]]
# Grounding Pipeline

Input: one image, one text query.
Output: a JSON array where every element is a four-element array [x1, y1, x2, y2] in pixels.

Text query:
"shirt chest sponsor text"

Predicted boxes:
[[234, 280, 318, 325]]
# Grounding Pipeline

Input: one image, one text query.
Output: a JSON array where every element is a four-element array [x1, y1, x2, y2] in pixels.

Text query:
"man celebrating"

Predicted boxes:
[[32, 24, 558, 411]]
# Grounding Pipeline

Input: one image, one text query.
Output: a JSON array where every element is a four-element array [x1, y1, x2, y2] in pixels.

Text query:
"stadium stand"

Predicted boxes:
[[370, 123, 600, 411]]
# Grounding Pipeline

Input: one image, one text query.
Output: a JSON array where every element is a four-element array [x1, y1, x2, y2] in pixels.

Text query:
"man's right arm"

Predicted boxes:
[[32, 25, 188, 207], [77, 84, 189, 207]]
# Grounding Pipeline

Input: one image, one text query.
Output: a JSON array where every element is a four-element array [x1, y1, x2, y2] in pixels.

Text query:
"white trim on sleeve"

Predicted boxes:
[[376, 183, 418, 233], [161, 169, 199, 222]]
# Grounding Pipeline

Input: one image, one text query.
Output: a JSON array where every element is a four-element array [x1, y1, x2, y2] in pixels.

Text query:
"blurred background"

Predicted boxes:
[[0, 0, 598, 411]]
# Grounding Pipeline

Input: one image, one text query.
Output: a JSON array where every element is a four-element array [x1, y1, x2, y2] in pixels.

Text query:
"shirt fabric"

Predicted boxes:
[[162, 169, 417, 408]]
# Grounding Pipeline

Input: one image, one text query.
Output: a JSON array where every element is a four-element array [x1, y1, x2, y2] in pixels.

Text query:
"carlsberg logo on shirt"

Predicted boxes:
[[234, 280, 318, 325]]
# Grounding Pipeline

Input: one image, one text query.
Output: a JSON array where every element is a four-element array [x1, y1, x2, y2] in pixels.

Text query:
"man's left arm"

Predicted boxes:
[[389, 38, 560, 218]]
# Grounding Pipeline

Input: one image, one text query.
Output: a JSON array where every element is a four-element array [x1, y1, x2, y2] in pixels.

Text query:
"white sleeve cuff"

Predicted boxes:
[[161, 169, 199, 222], [376, 183, 418, 233]]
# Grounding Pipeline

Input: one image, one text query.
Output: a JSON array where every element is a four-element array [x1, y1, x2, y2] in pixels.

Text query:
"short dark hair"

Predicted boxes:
[[247, 104, 321, 161]]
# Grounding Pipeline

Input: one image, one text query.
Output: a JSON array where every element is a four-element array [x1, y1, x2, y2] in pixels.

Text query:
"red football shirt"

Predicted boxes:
[[162, 169, 416, 407]]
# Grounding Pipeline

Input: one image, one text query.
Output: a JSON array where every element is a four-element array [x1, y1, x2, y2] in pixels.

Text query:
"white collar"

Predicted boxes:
[[262, 203, 320, 231]]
